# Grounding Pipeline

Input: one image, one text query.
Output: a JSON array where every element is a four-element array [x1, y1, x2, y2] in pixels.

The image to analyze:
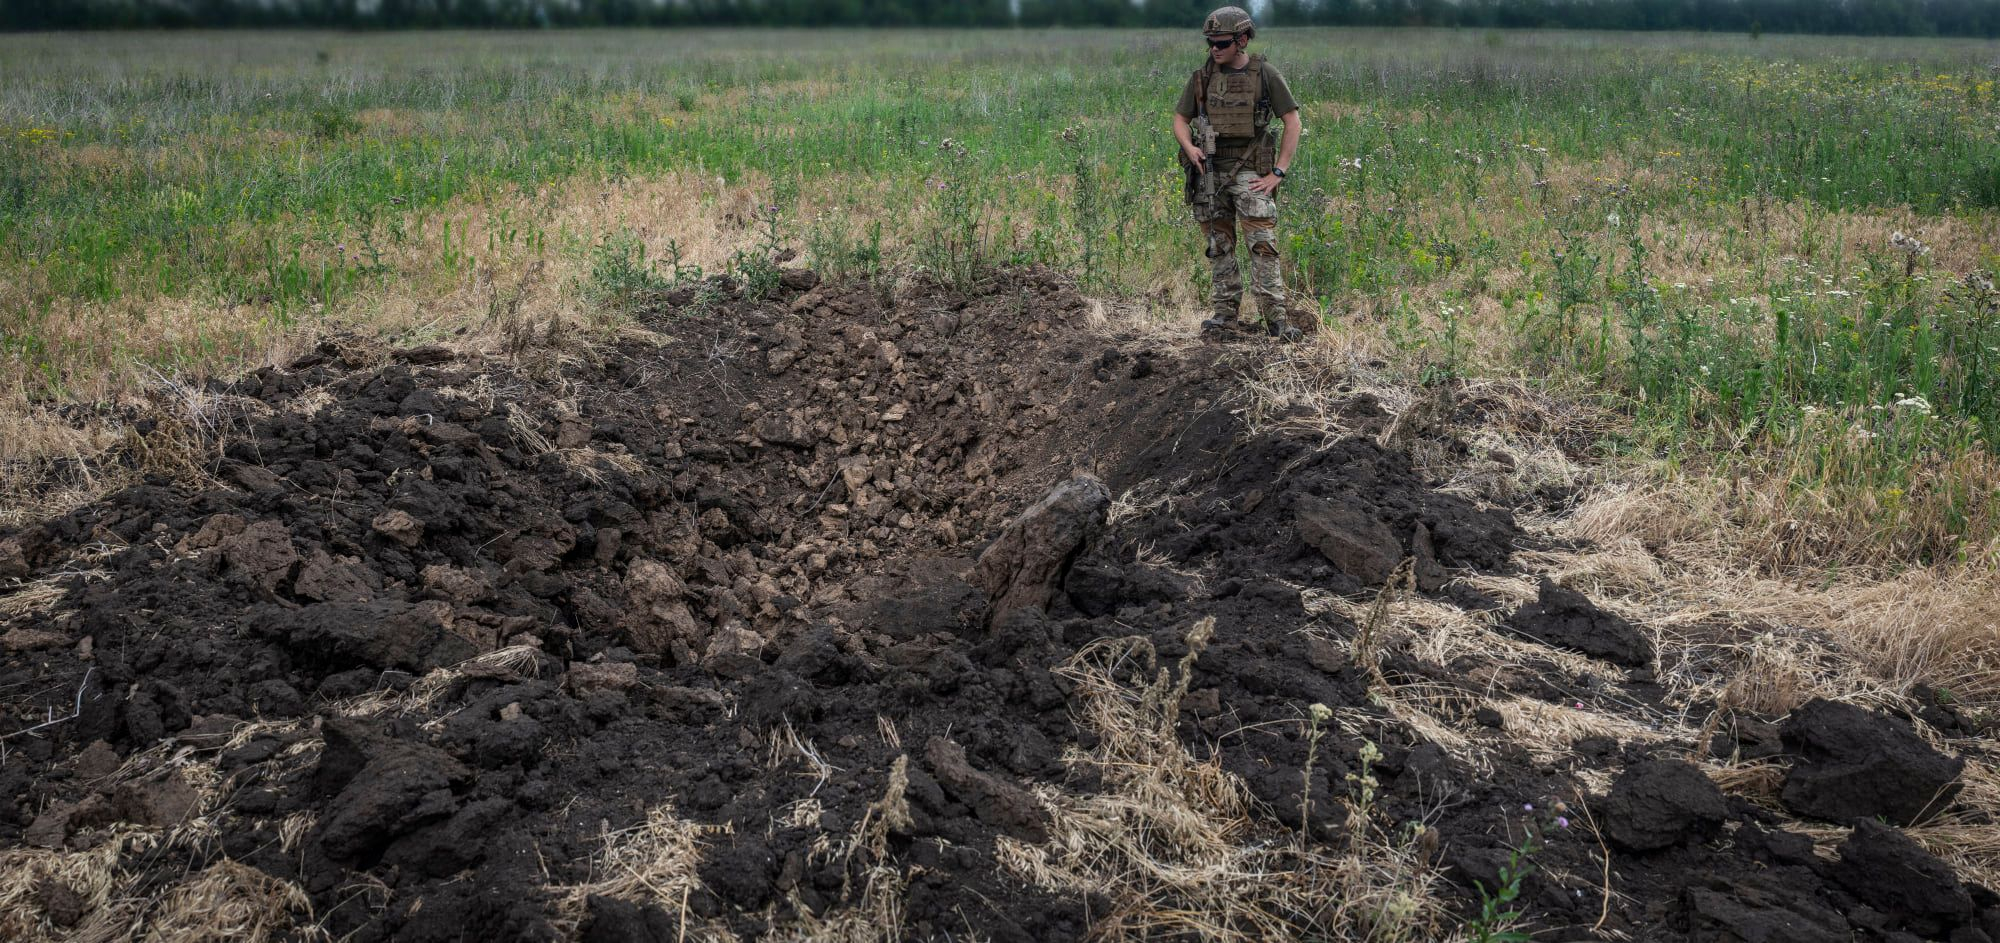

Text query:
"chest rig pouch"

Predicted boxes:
[[1198, 55, 1276, 173]]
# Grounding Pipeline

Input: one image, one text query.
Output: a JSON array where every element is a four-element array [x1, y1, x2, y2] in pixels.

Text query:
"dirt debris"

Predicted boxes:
[[1780, 697, 1966, 826], [1836, 820, 1978, 939], [1504, 576, 1655, 669], [0, 267, 1994, 942], [967, 474, 1108, 630], [1294, 492, 1403, 585], [923, 736, 1050, 843], [1601, 759, 1730, 852]]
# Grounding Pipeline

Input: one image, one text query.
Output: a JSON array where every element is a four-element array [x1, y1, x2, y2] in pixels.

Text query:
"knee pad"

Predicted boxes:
[[1204, 222, 1238, 260], [1244, 222, 1278, 257]]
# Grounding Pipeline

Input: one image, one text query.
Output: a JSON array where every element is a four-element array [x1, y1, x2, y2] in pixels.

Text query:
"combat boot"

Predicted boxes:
[[1201, 311, 1251, 335], [1264, 319, 1303, 343]]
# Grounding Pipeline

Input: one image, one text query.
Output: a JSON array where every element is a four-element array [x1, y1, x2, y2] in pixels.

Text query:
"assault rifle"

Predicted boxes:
[[1182, 113, 1219, 214]]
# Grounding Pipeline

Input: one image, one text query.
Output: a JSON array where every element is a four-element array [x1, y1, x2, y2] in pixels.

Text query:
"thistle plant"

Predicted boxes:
[[1300, 702, 1334, 840], [1343, 737, 1384, 848], [1467, 799, 1574, 942]]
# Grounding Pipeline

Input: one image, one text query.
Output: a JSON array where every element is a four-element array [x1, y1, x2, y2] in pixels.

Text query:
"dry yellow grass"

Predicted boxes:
[[0, 743, 319, 943], [0, 569, 106, 622], [139, 860, 321, 943], [998, 618, 1454, 943], [0, 406, 135, 530], [3, 169, 778, 410], [330, 645, 546, 725], [547, 806, 721, 938], [0, 381, 237, 531], [1548, 479, 2000, 706], [0, 843, 126, 942], [542, 766, 923, 943]]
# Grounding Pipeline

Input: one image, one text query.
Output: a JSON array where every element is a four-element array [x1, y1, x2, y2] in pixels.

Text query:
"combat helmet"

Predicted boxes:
[[1203, 5, 1255, 39]]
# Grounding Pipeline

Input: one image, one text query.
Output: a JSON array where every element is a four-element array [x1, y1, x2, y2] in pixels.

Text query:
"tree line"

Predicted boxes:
[[1269, 0, 2000, 35], [4, 0, 1997, 37]]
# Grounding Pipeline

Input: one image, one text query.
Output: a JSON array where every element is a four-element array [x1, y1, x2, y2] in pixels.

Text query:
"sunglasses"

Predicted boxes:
[[1207, 36, 1240, 49]]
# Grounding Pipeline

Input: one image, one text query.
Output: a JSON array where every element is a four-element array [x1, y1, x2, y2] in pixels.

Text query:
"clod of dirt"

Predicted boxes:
[[620, 559, 705, 658], [1835, 819, 1975, 937], [110, 771, 201, 828], [1502, 578, 1652, 668], [295, 549, 380, 603], [34, 876, 86, 929], [1062, 561, 1189, 618], [1409, 521, 1448, 592], [179, 512, 245, 552], [1708, 710, 1786, 762], [1683, 872, 1851, 943], [846, 558, 986, 640], [222, 519, 300, 593], [924, 736, 1050, 842], [313, 718, 473, 862], [392, 344, 456, 365], [252, 599, 477, 673], [1780, 698, 1964, 826], [702, 625, 766, 678], [582, 894, 680, 943], [371, 508, 425, 547], [2, 627, 70, 651], [0, 537, 28, 579], [968, 475, 1108, 629], [1601, 759, 1729, 852], [566, 661, 640, 695], [1293, 494, 1401, 585], [25, 794, 114, 848], [73, 740, 121, 779]]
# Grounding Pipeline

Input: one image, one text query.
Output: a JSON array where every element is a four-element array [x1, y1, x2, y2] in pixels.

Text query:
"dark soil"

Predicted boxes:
[[1781, 697, 1966, 827], [3, 267, 1995, 942], [1505, 577, 1654, 669], [1601, 759, 1729, 852]]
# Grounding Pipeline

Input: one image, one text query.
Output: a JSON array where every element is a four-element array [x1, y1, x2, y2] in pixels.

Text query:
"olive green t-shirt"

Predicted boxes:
[[1175, 59, 1299, 160]]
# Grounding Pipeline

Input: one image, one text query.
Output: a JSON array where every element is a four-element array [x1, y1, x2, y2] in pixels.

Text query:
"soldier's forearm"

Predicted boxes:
[[1278, 116, 1302, 171], [1173, 114, 1194, 151]]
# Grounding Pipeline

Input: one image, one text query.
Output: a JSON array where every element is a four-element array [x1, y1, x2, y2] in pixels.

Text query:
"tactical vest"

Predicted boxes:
[[1194, 55, 1276, 171]]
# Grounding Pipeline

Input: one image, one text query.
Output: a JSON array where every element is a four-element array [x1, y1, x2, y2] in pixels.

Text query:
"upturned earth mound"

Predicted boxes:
[[2, 268, 1994, 942]]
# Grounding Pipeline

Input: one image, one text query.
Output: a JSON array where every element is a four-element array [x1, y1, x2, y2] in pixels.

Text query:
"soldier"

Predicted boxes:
[[1173, 5, 1304, 340]]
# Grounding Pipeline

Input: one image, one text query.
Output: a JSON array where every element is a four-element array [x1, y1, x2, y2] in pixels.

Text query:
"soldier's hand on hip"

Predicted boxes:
[[1249, 173, 1282, 195]]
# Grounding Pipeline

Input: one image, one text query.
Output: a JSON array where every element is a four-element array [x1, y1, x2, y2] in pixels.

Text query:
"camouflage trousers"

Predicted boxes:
[[1196, 166, 1286, 325]]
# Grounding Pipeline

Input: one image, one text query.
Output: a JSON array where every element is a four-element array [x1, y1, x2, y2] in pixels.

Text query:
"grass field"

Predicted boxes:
[[4, 27, 1999, 566]]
